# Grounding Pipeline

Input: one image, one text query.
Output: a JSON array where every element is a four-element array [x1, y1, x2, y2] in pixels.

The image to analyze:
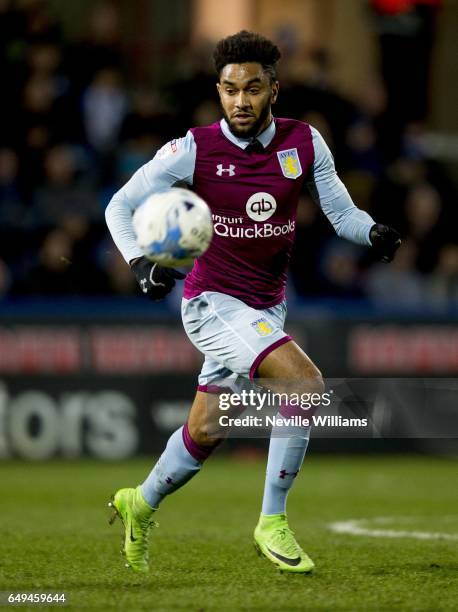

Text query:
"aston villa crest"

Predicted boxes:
[[277, 148, 302, 179], [250, 317, 273, 336]]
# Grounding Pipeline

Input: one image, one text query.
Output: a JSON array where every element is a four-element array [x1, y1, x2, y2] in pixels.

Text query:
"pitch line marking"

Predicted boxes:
[[328, 517, 458, 541]]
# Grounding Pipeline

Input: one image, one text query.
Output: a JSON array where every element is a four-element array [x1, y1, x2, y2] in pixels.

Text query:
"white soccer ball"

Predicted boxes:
[[132, 188, 213, 267]]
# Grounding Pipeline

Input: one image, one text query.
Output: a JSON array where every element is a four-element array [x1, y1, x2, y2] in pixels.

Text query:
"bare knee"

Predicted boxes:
[[187, 391, 223, 446], [187, 419, 216, 446], [305, 367, 325, 396], [294, 354, 324, 394]]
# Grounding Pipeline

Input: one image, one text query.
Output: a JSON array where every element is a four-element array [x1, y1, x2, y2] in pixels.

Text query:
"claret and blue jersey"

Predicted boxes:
[[187, 118, 312, 308], [105, 117, 375, 308]]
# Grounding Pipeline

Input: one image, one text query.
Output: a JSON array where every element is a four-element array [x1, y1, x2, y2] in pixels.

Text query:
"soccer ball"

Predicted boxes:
[[133, 188, 213, 267]]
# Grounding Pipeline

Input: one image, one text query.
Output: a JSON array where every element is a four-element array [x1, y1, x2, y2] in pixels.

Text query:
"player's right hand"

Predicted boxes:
[[130, 256, 186, 301]]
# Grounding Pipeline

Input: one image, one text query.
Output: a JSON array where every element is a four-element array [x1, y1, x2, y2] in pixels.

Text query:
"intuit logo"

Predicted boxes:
[[212, 218, 295, 239], [211, 193, 294, 239]]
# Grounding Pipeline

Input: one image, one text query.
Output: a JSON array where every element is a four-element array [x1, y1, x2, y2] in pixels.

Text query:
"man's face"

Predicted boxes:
[[217, 63, 279, 138]]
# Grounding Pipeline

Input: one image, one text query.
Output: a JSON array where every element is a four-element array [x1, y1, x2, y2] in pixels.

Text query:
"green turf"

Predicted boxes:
[[1, 454, 457, 611]]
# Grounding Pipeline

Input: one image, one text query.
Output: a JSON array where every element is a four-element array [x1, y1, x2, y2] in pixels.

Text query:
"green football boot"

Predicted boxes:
[[254, 513, 315, 574], [108, 486, 157, 573]]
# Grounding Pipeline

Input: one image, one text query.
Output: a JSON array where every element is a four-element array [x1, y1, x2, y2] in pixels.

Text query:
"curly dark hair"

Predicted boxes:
[[213, 31, 281, 81]]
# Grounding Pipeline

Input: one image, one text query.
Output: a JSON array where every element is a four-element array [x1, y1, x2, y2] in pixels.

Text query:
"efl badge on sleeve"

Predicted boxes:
[[277, 148, 302, 179]]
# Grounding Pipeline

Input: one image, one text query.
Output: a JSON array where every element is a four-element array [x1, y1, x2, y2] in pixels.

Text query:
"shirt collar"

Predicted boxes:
[[220, 118, 276, 150]]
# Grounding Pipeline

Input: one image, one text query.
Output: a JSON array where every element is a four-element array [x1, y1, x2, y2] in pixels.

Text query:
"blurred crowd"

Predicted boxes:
[[0, 0, 456, 311]]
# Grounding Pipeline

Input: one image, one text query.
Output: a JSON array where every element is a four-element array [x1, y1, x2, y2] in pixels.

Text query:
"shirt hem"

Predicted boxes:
[[183, 286, 285, 310]]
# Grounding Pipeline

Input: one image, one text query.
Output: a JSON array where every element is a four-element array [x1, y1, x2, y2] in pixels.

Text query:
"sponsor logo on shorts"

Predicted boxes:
[[246, 192, 277, 221], [251, 318, 273, 336]]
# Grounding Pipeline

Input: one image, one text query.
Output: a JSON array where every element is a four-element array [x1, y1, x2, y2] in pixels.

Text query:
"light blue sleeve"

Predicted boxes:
[[306, 126, 374, 246], [105, 131, 196, 263]]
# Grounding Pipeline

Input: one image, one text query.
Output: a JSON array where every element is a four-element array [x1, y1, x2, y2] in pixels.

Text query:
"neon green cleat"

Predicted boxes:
[[108, 486, 157, 573], [254, 513, 315, 574]]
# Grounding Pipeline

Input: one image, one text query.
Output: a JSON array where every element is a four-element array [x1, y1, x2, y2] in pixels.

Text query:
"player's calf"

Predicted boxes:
[[108, 392, 223, 573], [255, 340, 320, 574]]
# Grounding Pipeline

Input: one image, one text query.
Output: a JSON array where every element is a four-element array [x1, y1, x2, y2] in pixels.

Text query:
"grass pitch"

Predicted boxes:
[[1, 453, 457, 611]]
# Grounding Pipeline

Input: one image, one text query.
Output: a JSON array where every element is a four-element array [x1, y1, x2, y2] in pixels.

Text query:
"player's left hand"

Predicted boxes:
[[130, 256, 186, 300], [369, 224, 402, 263]]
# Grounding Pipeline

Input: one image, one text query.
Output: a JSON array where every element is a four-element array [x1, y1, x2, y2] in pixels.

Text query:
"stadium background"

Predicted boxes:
[[0, 0, 456, 460], [1, 2, 457, 610]]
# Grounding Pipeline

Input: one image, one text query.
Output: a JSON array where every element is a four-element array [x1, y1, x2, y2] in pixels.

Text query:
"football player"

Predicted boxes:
[[106, 31, 400, 573]]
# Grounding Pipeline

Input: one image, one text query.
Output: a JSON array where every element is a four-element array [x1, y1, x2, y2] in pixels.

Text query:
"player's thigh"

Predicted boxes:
[[257, 340, 321, 379], [256, 339, 324, 395], [182, 291, 289, 379]]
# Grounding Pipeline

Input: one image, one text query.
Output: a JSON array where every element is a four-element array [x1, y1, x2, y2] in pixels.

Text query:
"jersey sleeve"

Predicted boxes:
[[105, 131, 197, 263], [306, 126, 374, 246]]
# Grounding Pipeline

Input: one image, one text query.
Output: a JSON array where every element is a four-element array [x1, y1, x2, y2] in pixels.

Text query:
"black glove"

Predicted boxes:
[[130, 256, 186, 301], [369, 224, 402, 263]]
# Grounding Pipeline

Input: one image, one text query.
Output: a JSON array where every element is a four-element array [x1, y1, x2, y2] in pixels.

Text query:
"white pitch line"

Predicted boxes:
[[328, 519, 458, 541]]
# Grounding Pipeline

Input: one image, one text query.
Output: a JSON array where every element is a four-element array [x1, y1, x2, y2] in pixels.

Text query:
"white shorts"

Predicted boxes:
[[181, 291, 291, 391]]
